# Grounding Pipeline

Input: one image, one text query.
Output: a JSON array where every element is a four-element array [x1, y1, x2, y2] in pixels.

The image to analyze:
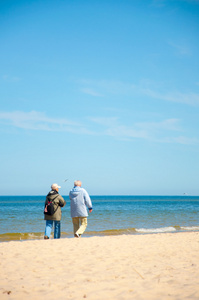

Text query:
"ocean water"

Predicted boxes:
[[0, 195, 199, 241]]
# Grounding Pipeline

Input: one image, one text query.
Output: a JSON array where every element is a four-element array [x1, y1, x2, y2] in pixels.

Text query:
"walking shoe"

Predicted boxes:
[[44, 235, 49, 239], [75, 233, 80, 238]]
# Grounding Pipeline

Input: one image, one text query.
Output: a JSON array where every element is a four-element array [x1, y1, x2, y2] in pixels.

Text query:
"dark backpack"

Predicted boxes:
[[44, 196, 59, 215]]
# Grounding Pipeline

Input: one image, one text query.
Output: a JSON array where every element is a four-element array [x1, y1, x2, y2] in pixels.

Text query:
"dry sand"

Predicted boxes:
[[0, 232, 199, 300]]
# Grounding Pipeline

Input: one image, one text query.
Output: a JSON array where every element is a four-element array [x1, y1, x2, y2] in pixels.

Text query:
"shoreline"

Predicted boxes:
[[1, 232, 199, 299], [1, 228, 199, 242]]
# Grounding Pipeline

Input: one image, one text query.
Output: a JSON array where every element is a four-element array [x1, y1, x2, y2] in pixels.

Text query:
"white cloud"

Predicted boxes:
[[167, 40, 192, 56], [0, 111, 93, 134], [0, 111, 198, 145], [152, 0, 199, 6], [106, 125, 148, 140], [136, 118, 181, 131], [79, 79, 136, 96], [79, 78, 199, 106], [142, 89, 199, 105], [183, 0, 199, 3], [151, 0, 166, 7], [2, 75, 21, 82], [81, 88, 103, 97], [159, 136, 199, 145], [90, 117, 147, 139], [90, 117, 197, 144], [90, 117, 118, 127]]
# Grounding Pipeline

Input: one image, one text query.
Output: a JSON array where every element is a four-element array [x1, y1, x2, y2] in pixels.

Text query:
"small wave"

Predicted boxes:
[[0, 232, 72, 242], [0, 232, 45, 242], [180, 226, 199, 231], [89, 228, 137, 236], [136, 227, 177, 234]]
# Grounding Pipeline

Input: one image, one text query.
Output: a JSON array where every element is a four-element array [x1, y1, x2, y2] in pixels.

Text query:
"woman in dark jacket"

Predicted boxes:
[[44, 183, 66, 239]]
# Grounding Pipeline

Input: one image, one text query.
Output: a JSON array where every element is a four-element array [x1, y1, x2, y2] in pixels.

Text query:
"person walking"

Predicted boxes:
[[69, 180, 92, 238], [44, 183, 66, 239]]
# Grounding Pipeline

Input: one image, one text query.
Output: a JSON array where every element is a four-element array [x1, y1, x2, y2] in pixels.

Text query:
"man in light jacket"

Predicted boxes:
[[44, 183, 66, 239], [69, 180, 92, 238]]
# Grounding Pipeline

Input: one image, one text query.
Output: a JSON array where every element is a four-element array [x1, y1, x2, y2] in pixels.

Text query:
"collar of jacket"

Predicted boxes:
[[47, 190, 59, 196]]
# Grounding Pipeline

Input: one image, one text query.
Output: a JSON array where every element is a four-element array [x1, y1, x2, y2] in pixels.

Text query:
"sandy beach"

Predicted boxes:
[[0, 232, 199, 300]]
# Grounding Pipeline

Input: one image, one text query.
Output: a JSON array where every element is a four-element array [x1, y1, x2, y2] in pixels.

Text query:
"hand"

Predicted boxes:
[[89, 209, 92, 213]]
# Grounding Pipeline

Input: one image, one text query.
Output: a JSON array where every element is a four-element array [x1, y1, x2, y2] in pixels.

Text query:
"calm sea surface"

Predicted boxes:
[[0, 195, 199, 241]]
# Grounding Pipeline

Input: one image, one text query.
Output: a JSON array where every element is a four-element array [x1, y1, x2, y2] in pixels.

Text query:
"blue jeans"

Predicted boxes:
[[45, 220, 61, 239]]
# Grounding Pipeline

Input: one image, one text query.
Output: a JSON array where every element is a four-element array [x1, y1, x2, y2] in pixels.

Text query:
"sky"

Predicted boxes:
[[0, 0, 199, 196]]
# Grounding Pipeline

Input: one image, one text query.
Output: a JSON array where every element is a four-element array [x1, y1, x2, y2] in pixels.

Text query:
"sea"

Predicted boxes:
[[0, 195, 199, 242]]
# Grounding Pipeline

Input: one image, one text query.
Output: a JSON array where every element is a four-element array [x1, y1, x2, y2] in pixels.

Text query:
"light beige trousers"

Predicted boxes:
[[72, 217, 87, 236]]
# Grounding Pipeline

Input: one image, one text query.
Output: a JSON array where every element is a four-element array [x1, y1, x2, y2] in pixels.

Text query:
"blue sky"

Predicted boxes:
[[0, 0, 199, 195]]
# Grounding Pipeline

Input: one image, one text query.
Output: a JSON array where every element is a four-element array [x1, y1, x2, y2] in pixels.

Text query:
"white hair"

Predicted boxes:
[[74, 180, 82, 187]]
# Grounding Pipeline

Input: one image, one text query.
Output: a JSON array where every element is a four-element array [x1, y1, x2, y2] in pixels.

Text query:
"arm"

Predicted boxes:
[[83, 189, 92, 212], [44, 196, 48, 207], [58, 195, 66, 207]]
